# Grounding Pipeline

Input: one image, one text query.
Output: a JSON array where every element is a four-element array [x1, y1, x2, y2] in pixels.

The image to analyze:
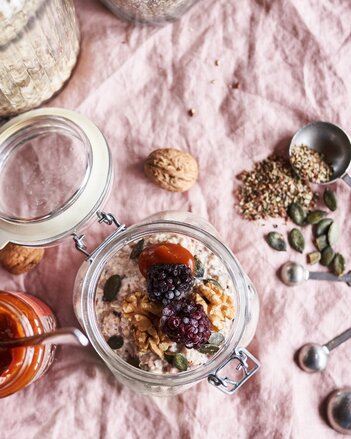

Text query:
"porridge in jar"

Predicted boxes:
[[95, 233, 236, 373]]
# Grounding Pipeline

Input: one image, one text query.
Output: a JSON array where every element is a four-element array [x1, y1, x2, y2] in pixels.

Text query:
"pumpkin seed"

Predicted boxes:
[[287, 202, 306, 225], [307, 251, 321, 265], [267, 232, 287, 251], [307, 210, 327, 224], [198, 344, 220, 354], [103, 274, 122, 302], [107, 335, 124, 350], [127, 356, 140, 368], [315, 235, 328, 251], [208, 332, 225, 346], [129, 239, 145, 259], [323, 188, 337, 211], [173, 353, 188, 371], [327, 221, 339, 246], [288, 228, 305, 253], [203, 278, 223, 290], [331, 253, 345, 276], [315, 218, 333, 237], [320, 246, 335, 266], [194, 256, 205, 278]]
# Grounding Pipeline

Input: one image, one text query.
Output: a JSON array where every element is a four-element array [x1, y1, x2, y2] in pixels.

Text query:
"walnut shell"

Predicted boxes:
[[0, 243, 44, 275], [144, 148, 198, 192]]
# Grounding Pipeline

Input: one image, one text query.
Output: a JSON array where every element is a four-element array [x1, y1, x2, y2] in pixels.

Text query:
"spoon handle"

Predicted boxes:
[[308, 271, 351, 286], [324, 328, 351, 352], [0, 327, 89, 348], [342, 173, 351, 188]]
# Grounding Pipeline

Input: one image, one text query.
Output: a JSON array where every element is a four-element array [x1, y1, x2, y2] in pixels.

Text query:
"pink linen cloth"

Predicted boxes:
[[1, 0, 351, 437]]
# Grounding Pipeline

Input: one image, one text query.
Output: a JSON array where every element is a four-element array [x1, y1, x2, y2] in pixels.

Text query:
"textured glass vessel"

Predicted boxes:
[[100, 0, 199, 24], [0, 0, 80, 117]]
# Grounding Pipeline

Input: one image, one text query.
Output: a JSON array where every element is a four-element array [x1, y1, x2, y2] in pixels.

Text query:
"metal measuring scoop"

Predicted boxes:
[[0, 327, 89, 348], [280, 261, 351, 286], [326, 388, 351, 435], [297, 327, 351, 373], [289, 121, 351, 187]]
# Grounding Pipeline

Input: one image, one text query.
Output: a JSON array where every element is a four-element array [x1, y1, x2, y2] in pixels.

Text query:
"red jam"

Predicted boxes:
[[138, 243, 195, 277], [0, 291, 56, 398], [0, 307, 25, 381]]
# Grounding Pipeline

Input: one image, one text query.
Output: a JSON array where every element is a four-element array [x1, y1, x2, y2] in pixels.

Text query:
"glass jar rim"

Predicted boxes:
[[78, 220, 249, 387], [0, 108, 112, 249]]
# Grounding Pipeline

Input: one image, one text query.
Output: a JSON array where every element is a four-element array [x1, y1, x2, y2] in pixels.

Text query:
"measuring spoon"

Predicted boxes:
[[297, 327, 351, 373], [289, 121, 351, 187], [280, 261, 351, 286]]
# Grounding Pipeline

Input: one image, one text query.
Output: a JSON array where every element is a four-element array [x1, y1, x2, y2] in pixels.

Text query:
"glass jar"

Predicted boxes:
[[0, 0, 80, 117], [0, 291, 56, 398], [100, 0, 199, 24], [0, 108, 260, 397], [73, 212, 260, 396]]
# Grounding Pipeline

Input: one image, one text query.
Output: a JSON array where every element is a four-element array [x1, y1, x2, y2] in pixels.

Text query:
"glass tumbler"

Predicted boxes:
[[100, 0, 199, 24], [0, 0, 80, 117]]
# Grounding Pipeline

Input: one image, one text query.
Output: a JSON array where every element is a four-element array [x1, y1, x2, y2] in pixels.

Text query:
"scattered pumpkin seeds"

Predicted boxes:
[[331, 253, 345, 276], [208, 332, 225, 346], [173, 353, 188, 371], [129, 239, 145, 259], [315, 218, 333, 237], [288, 228, 305, 253], [287, 202, 306, 225], [327, 221, 339, 246], [315, 235, 328, 251], [103, 274, 123, 302], [203, 278, 223, 289], [267, 232, 287, 251], [320, 246, 335, 266], [107, 335, 124, 349], [307, 210, 327, 224], [194, 256, 205, 278], [198, 344, 220, 354], [323, 188, 337, 211], [307, 251, 321, 265]]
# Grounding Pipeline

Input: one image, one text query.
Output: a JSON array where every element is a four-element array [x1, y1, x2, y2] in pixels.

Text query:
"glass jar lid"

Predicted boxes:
[[0, 108, 112, 248]]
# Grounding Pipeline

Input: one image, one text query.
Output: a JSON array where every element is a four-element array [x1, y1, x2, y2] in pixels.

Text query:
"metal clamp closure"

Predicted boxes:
[[208, 347, 260, 395], [72, 211, 125, 260]]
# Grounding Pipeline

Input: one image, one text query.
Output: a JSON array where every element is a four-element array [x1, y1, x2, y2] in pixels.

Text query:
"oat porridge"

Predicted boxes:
[[95, 233, 236, 373]]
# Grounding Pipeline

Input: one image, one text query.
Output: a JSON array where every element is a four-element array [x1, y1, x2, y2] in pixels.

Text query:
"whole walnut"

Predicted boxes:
[[0, 243, 45, 275], [144, 148, 198, 192]]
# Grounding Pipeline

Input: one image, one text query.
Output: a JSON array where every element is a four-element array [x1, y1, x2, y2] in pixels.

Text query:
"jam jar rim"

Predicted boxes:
[[78, 220, 251, 387]]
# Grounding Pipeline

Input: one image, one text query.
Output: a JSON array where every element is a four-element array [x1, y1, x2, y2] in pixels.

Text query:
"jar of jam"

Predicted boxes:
[[0, 291, 56, 398], [0, 108, 260, 397]]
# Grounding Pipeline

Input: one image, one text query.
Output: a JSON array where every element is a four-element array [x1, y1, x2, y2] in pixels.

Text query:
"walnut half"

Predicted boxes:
[[196, 282, 235, 331], [122, 291, 171, 359], [144, 148, 198, 192]]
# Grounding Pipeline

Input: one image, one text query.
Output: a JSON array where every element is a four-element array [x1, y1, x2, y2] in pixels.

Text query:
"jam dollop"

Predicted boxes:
[[138, 243, 195, 277]]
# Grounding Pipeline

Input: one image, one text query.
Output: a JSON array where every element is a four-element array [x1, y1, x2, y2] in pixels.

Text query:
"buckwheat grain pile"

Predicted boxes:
[[235, 155, 316, 220]]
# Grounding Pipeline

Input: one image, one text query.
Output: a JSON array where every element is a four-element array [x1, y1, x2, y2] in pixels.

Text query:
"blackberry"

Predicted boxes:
[[147, 263, 194, 305], [160, 298, 211, 349]]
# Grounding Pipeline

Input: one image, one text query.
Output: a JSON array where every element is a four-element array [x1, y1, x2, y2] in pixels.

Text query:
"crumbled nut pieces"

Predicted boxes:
[[290, 144, 333, 183], [121, 291, 170, 359], [196, 282, 235, 331], [188, 108, 196, 117], [0, 243, 44, 274], [235, 155, 316, 220], [144, 148, 198, 192], [214, 59, 220, 66]]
